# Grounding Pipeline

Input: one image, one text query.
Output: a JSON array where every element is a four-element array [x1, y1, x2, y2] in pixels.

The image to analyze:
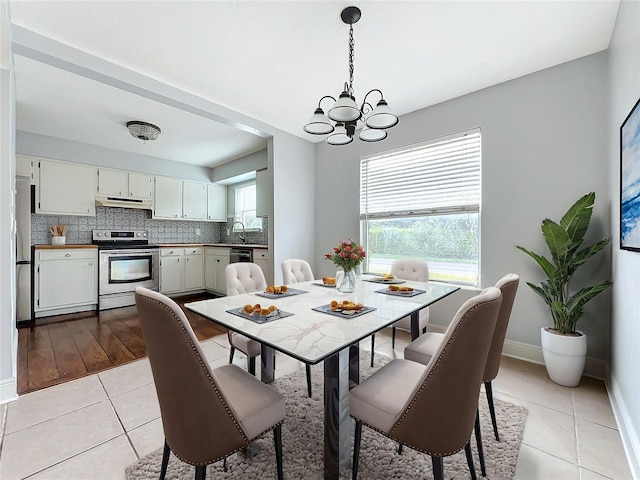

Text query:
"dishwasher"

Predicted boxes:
[[230, 248, 253, 263]]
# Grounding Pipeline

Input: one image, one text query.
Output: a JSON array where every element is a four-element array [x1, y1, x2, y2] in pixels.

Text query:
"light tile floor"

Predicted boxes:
[[0, 329, 633, 479]]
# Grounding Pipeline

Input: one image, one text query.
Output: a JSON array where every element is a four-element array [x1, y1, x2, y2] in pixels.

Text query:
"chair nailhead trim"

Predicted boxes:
[[141, 295, 255, 465], [361, 296, 502, 457]]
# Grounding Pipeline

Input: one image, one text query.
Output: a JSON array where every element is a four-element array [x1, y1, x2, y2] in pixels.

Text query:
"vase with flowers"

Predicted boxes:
[[325, 239, 366, 293]]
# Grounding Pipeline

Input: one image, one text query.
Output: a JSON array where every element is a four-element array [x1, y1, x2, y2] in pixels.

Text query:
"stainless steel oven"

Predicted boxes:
[[94, 230, 159, 310]]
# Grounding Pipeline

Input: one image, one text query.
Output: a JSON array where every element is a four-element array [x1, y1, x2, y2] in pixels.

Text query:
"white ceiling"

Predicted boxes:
[[8, 1, 620, 168]]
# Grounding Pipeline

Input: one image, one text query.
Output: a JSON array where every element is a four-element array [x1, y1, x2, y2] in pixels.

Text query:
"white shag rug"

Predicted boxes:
[[125, 355, 527, 480]]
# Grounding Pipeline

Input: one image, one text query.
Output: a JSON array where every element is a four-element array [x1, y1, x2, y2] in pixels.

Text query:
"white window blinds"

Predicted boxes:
[[360, 129, 481, 219]]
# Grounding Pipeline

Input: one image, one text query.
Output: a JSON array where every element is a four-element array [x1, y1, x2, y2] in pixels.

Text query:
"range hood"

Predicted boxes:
[[95, 195, 153, 210]]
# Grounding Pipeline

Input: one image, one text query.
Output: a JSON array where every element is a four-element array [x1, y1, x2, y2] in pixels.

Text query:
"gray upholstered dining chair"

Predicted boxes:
[[226, 262, 313, 397], [369, 259, 430, 367], [404, 273, 520, 477], [281, 259, 314, 397], [350, 287, 502, 480], [281, 258, 314, 285], [134, 287, 285, 480]]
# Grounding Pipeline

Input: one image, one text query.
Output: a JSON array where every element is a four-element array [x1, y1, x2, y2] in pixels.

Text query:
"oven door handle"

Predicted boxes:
[[101, 250, 157, 256]]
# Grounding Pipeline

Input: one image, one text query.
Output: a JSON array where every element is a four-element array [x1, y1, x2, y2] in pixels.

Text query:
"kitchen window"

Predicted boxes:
[[234, 182, 262, 231], [360, 129, 481, 286]]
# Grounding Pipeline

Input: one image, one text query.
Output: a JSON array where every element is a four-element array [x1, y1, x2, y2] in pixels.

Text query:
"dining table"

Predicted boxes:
[[184, 274, 460, 479]]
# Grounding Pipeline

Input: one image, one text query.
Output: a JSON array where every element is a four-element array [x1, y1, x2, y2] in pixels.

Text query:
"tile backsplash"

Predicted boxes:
[[32, 207, 268, 246]]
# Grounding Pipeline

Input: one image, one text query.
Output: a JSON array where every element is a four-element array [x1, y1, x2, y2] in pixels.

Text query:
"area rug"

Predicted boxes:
[[126, 355, 527, 479]]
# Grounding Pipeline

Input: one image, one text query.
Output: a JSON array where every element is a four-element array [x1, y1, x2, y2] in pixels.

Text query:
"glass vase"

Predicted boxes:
[[337, 269, 357, 293]]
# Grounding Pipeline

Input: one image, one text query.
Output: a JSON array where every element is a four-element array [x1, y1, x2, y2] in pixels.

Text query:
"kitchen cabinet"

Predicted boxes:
[[154, 177, 183, 219], [255, 168, 271, 218], [98, 168, 153, 199], [182, 181, 207, 220], [207, 184, 227, 222], [254, 249, 272, 284], [160, 247, 205, 294], [159, 249, 184, 294], [184, 247, 204, 290], [35, 248, 98, 315], [37, 158, 97, 216], [204, 247, 230, 294]]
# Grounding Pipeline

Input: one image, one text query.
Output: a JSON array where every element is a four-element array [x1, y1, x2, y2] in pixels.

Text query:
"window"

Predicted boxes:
[[234, 182, 262, 231], [360, 129, 481, 285]]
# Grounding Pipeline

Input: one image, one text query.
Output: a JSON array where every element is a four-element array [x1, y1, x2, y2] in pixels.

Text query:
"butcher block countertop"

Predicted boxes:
[[157, 243, 268, 249], [35, 244, 98, 249]]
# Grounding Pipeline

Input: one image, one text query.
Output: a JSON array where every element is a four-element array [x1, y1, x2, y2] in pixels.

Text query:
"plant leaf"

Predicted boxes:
[[541, 220, 571, 264], [560, 192, 594, 252], [516, 246, 556, 278]]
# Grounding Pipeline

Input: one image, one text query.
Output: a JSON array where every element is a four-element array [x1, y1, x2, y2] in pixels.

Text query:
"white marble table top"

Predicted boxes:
[[184, 276, 459, 364]]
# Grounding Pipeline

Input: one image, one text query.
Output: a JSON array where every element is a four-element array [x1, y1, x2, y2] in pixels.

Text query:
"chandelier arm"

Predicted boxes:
[[318, 95, 337, 109], [361, 89, 384, 109]]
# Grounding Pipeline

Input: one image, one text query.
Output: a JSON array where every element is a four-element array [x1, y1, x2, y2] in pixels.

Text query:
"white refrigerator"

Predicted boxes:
[[15, 176, 32, 323]]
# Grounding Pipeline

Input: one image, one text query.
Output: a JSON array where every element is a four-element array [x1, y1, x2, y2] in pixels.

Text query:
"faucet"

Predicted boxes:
[[231, 221, 246, 244]]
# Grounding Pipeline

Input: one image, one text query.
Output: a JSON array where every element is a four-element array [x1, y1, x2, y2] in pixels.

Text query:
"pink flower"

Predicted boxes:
[[339, 252, 347, 258], [324, 253, 331, 259], [345, 245, 352, 252], [350, 253, 358, 260]]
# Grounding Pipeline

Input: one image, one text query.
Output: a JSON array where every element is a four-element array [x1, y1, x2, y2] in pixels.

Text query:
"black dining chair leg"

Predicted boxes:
[[397, 443, 403, 454], [474, 408, 486, 477], [352, 420, 363, 480], [223, 457, 227, 472], [160, 439, 170, 480], [392, 327, 396, 349], [370, 334, 375, 367], [305, 364, 312, 397], [228, 346, 235, 364], [485, 381, 500, 441], [431, 455, 444, 480], [464, 442, 477, 480], [274, 423, 284, 480], [248, 357, 256, 376], [194, 465, 206, 480]]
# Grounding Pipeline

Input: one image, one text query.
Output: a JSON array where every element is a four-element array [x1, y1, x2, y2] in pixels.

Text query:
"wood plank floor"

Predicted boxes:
[[17, 293, 226, 394]]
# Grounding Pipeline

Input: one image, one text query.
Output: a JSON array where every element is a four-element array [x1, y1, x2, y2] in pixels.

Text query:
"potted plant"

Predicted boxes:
[[325, 239, 366, 293], [516, 192, 612, 387]]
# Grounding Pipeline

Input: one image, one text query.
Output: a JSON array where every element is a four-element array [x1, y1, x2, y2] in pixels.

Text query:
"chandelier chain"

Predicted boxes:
[[348, 23, 355, 94]]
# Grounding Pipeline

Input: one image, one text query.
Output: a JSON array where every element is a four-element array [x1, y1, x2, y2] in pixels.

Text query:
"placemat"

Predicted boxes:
[[226, 308, 294, 324], [312, 282, 336, 288], [363, 278, 407, 285], [255, 288, 308, 299], [375, 287, 426, 298], [312, 304, 376, 318]]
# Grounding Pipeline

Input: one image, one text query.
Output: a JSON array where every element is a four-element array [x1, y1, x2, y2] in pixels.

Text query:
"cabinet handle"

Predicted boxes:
[[65, 254, 71, 257]]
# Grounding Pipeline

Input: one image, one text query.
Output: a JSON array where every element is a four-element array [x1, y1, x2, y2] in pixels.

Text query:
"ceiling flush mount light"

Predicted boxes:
[[127, 121, 161, 141], [303, 6, 398, 145]]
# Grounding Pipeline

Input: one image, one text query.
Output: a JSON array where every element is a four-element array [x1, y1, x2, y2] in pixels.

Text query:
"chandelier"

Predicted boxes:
[[303, 6, 398, 145], [127, 121, 161, 142]]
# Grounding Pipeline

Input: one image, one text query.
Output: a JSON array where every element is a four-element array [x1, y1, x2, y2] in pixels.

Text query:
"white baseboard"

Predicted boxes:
[[426, 324, 607, 380], [0, 377, 17, 405], [608, 374, 640, 479]]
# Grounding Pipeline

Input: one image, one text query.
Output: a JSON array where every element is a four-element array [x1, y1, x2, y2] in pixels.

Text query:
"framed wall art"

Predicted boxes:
[[620, 96, 640, 251]]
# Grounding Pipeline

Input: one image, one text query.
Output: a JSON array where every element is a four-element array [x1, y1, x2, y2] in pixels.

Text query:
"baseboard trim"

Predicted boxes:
[[608, 374, 640, 479], [426, 325, 607, 380], [0, 377, 18, 405]]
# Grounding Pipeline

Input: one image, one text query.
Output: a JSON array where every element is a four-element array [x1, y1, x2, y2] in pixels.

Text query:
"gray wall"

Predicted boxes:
[[211, 149, 267, 182], [315, 52, 611, 361], [607, 0, 640, 475]]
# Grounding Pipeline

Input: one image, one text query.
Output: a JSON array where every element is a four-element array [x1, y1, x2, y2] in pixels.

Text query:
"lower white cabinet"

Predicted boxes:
[[254, 249, 272, 284], [35, 248, 98, 315], [160, 247, 204, 295], [204, 247, 230, 294], [185, 247, 204, 290]]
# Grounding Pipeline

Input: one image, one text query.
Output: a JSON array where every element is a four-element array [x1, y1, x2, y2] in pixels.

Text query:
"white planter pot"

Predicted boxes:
[[540, 327, 587, 387]]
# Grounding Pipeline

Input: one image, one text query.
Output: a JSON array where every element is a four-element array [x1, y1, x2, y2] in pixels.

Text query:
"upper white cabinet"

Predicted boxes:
[[37, 159, 97, 216], [154, 177, 183, 219], [207, 184, 227, 222], [16, 154, 33, 179], [98, 168, 153, 200], [182, 181, 207, 220], [256, 168, 271, 218]]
